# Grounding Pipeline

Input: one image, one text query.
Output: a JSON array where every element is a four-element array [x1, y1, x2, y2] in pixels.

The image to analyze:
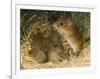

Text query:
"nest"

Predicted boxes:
[[20, 9, 90, 69]]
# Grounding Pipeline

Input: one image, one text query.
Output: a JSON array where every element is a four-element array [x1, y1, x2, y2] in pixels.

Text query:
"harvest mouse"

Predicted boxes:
[[28, 47, 47, 63], [53, 18, 83, 56], [48, 47, 65, 63]]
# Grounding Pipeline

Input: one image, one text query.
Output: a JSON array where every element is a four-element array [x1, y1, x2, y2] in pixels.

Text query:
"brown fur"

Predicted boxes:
[[28, 47, 47, 63], [53, 18, 83, 55]]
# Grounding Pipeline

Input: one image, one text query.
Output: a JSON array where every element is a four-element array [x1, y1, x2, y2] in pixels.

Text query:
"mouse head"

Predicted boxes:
[[53, 18, 73, 34]]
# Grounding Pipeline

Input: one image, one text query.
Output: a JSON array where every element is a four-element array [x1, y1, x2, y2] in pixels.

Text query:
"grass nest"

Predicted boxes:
[[20, 9, 90, 69]]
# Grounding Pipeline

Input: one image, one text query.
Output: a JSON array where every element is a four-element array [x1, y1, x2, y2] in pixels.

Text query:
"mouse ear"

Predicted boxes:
[[67, 20, 73, 26]]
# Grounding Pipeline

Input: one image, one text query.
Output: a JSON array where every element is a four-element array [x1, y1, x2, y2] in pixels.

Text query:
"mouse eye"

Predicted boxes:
[[60, 22, 63, 26], [57, 22, 63, 27]]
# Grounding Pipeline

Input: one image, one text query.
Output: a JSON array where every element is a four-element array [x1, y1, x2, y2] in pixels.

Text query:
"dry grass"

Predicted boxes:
[[21, 40, 90, 69], [20, 10, 90, 70]]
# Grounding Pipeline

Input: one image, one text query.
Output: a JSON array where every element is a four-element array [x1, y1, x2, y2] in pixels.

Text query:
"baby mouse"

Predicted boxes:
[[28, 47, 47, 63], [53, 17, 83, 56], [48, 47, 65, 63]]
